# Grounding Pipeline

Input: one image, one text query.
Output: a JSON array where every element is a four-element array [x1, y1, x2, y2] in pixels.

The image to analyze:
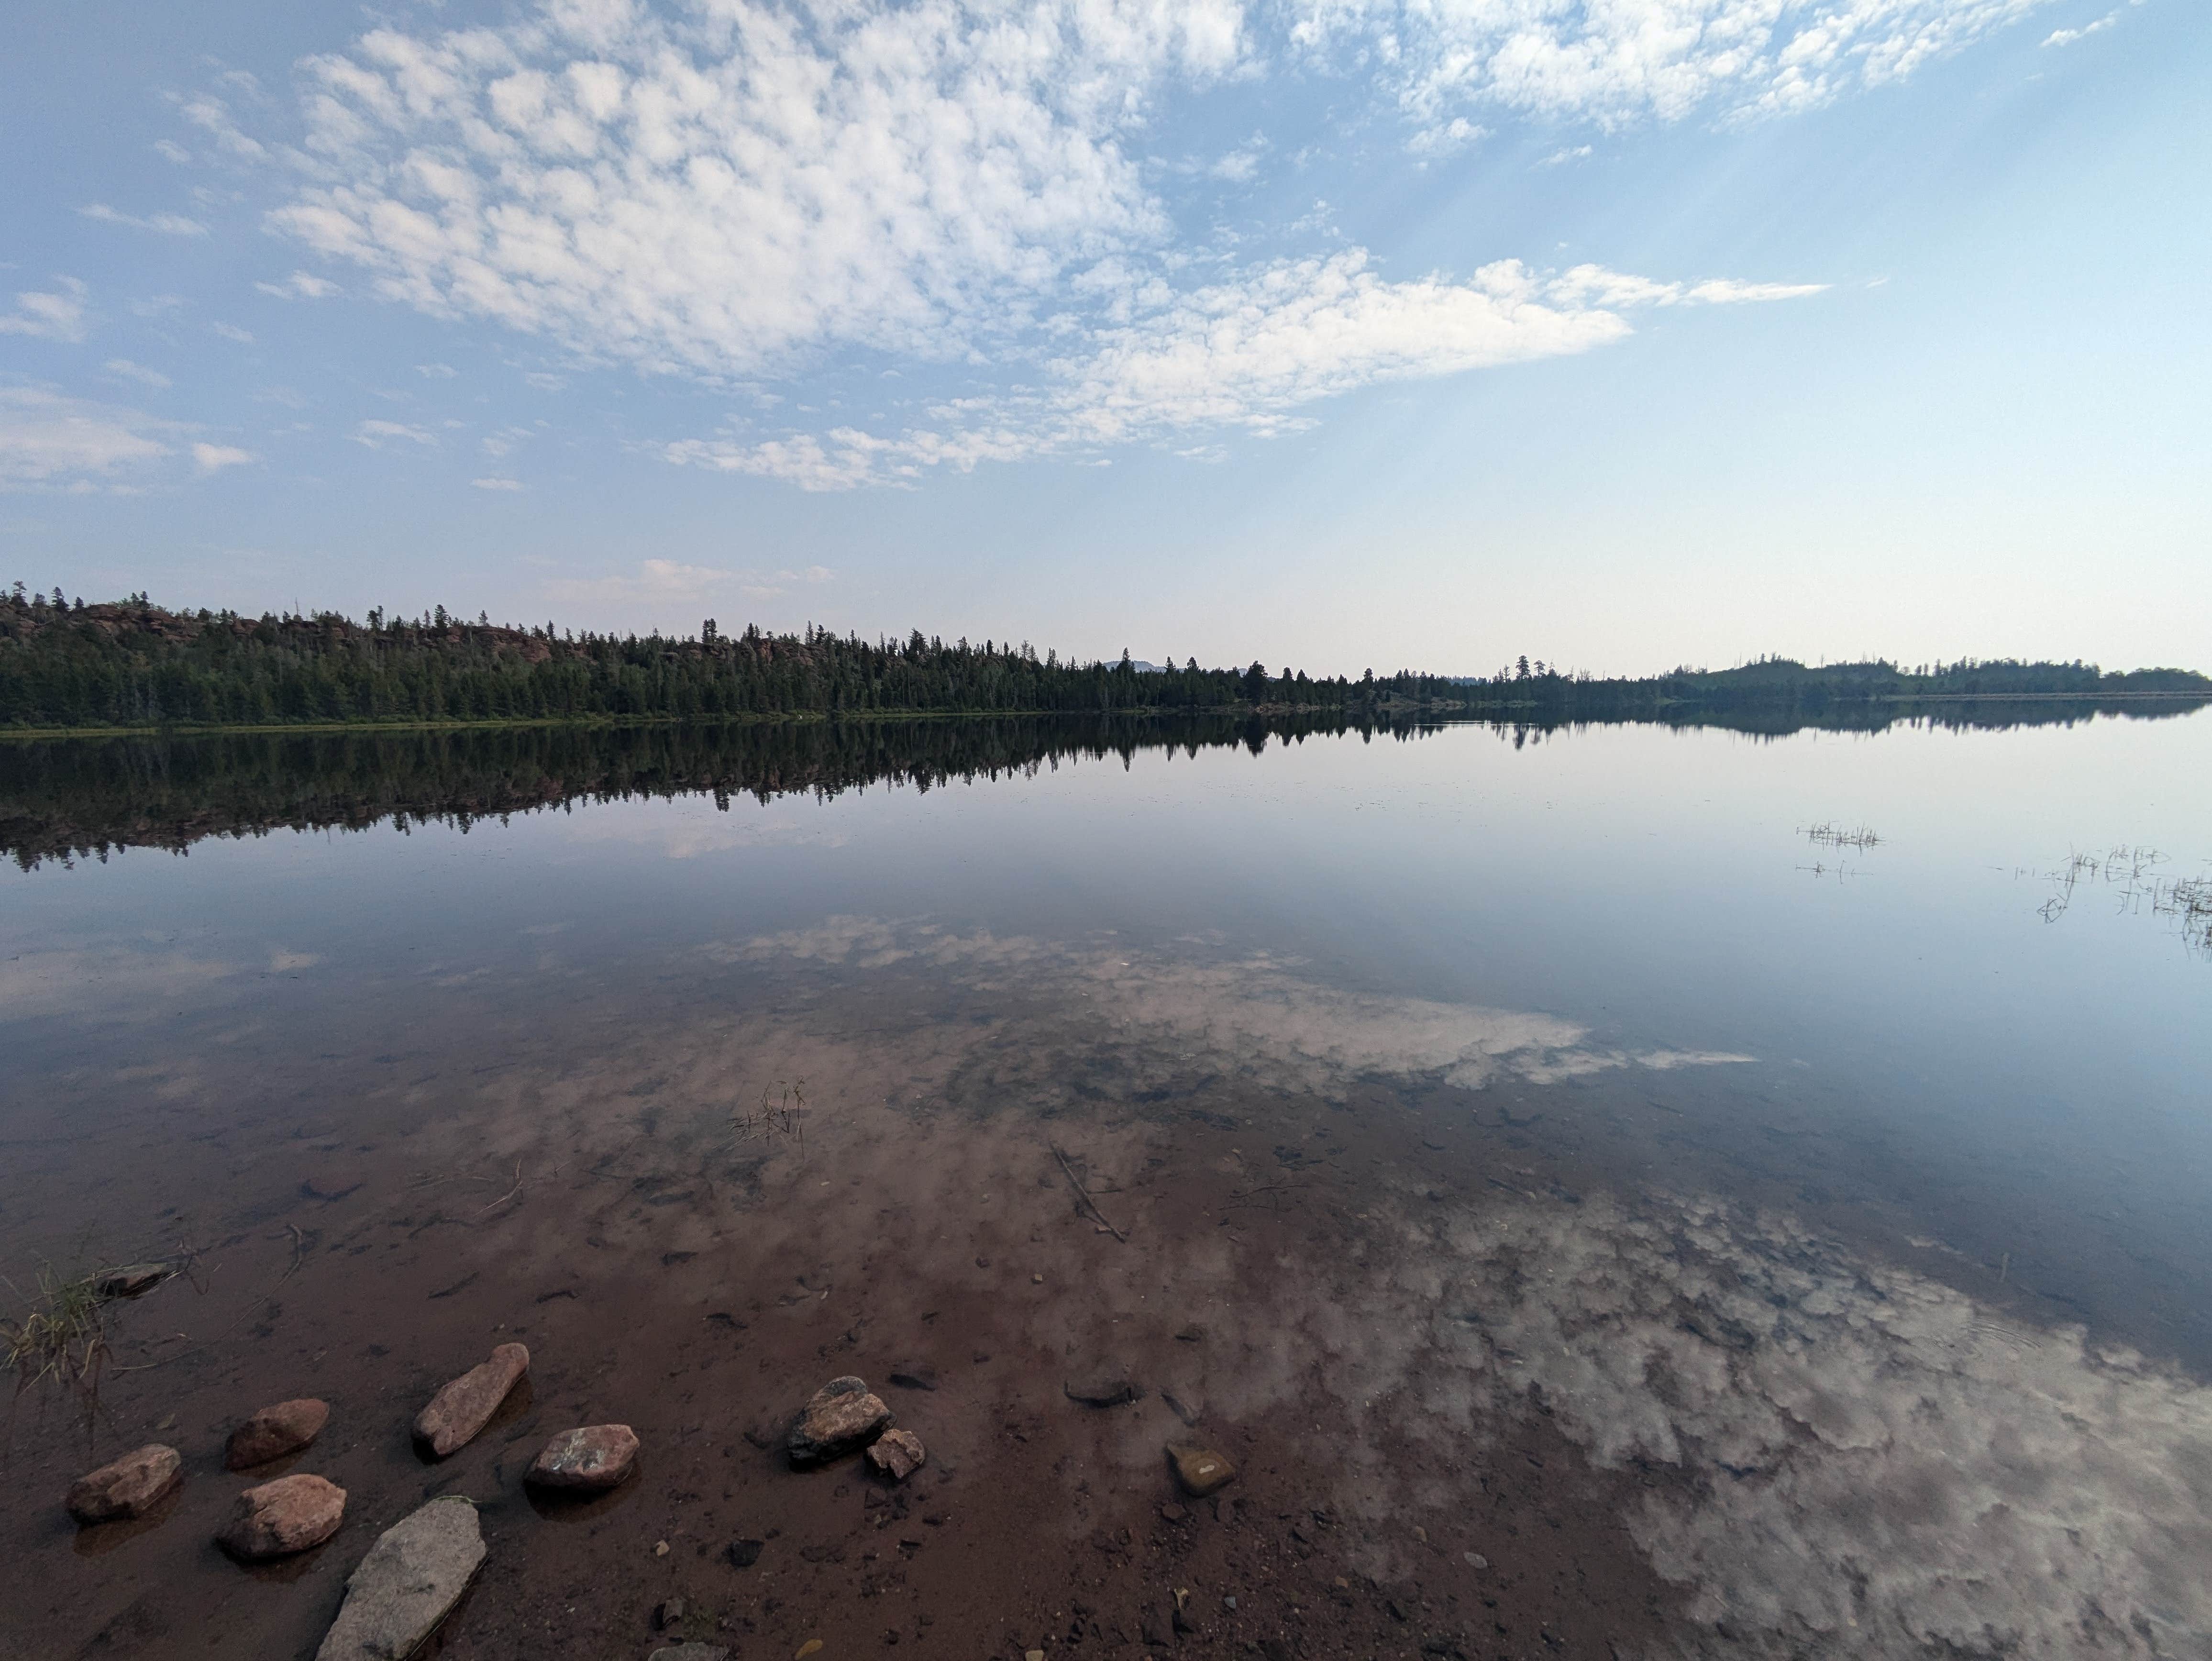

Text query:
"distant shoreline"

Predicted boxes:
[[4, 690, 2206, 743]]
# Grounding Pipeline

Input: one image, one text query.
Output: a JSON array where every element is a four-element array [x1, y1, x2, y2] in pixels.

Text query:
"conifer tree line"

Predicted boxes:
[[2, 586, 2204, 732]]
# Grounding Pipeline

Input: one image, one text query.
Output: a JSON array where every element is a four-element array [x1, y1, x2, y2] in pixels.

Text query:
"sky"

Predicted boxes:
[[2, 0, 2205, 677]]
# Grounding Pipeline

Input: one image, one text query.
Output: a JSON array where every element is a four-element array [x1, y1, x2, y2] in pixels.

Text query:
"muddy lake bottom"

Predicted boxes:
[[4, 713, 2212, 1659]]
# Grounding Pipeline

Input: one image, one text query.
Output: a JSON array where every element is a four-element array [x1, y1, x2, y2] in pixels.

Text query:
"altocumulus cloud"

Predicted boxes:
[[250, 0, 2046, 488], [1291, 0, 2072, 133]]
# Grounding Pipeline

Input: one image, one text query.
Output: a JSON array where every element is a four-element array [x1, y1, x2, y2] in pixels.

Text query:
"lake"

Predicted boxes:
[[4, 705, 2210, 1660]]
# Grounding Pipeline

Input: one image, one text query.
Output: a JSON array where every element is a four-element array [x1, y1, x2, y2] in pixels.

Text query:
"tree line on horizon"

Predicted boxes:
[[2, 586, 2205, 733]]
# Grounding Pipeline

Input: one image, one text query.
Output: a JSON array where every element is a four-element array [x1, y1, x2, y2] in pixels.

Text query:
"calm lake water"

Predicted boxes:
[[4, 708, 2210, 1660]]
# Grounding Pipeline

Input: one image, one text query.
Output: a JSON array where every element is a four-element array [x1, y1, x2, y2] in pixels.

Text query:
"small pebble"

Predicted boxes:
[[1031, 1273, 1044, 1285], [796, 1642, 823, 1660], [654, 1539, 671, 1557], [1464, 1551, 1489, 1570], [1222, 1596, 1238, 1612], [1026, 1650, 1046, 1661], [1161, 1504, 1186, 1524]]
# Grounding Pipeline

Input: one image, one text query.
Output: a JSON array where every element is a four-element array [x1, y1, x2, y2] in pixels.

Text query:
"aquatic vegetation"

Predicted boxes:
[[2034, 845, 2212, 955], [1801, 820, 1882, 850], [2, 1264, 113, 1404], [735, 1078, 809, 1149]]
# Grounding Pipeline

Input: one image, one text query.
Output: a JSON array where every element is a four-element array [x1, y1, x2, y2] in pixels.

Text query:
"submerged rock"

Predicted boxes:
[[525, 1424, 640, 1492], [1063, 1366, 1139, 1407], [218, 1473, 346, 1560], [866, 1428, 927, 1482], [314, 1495, 485, 1661], [412, 1342, 529, 1456], [1167, 1442, 1236, 1497], [66, 1444, 182, 1524], [786, 1376, 892, 1468], [226, 1398, 330, 1469]]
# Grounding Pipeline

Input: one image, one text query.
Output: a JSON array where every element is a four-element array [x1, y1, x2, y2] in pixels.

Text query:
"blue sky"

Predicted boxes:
[[2, 0, 2204, 675]]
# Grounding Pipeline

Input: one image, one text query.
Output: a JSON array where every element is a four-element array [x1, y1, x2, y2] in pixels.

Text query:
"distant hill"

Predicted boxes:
[[1, 587, 2204, 733]]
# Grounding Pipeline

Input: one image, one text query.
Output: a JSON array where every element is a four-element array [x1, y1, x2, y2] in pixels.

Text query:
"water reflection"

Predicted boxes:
[[3, 708, 2211, 1658], [4, 696, 2200, 869]]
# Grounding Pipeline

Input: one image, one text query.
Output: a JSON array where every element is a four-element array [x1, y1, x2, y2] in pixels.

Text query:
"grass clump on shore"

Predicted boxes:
[[2, 1265, 113, 1403]]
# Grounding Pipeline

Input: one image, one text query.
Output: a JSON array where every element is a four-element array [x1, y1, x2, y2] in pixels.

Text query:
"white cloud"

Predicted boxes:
[[192, 442, 254, 471], [416, 361, 458, 378], [0, 386, 173, 487], [106, 358, 173, 389], [1405, 116, 1486, 156], [240, 0, 1865, 491], [1290, 0, 2068, 133], [1537, 144, 1594, 167], [353, 418, 434, 447], [78, 203, 209, 236], [548, 558, 734, 606], [2044, 4, 2130, 45], [255, 269, 339, 300], [180, 93, 268, 161], [1550, 264, 1829, 308], [547, 557, 834, 605], [0, 277, 90, 343], [154, 138, 193, 165], [210, 321, 255, 343], [268, 0, 1246, 379], [471, 475, 523, 490], [669, 252, 1821, 487]]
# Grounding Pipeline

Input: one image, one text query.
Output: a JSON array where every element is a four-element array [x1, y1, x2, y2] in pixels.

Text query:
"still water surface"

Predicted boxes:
[[3, 709, 2209, 1659]]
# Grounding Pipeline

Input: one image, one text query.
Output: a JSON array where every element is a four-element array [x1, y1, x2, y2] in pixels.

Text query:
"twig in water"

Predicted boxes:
[[1050, 1144, 1128, 1242], [475, 1159, 525, 1217]]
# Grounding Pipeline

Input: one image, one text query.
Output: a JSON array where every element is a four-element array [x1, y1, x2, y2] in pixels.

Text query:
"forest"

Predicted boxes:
[[2, 586, 2205, 733]]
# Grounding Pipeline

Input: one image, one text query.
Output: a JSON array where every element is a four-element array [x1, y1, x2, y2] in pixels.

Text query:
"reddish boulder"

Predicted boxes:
[[227, 1397, 331, 1469], [412, 1342, 529, 1457], [66, 1444, 182, 1524], [525, 1424, 640, 1492], [865, 1428, 926, 1482], [786, 1376, 891, 1468], [218, 1473, 347, 1560]]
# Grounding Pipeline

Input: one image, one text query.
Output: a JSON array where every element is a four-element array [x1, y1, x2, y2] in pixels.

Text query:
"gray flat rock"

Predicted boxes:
[[648, 1647, 730, 1661], [314, 1495, 485, 1661]]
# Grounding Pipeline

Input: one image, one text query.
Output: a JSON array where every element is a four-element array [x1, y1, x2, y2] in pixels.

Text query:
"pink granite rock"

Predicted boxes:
[[865, 1428, 926, 1482], [412, 1342, 529, 1457], [66, 1444, 182, 1524], [525, 1424, 640, 1492], [218, 1473, 347, 1559], [227, 1397, 331, 1469], [785, 1376, 891, 1468]]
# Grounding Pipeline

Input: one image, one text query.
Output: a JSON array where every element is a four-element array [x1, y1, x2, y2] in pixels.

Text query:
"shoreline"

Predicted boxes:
[[3, 689, 2206, 742]]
